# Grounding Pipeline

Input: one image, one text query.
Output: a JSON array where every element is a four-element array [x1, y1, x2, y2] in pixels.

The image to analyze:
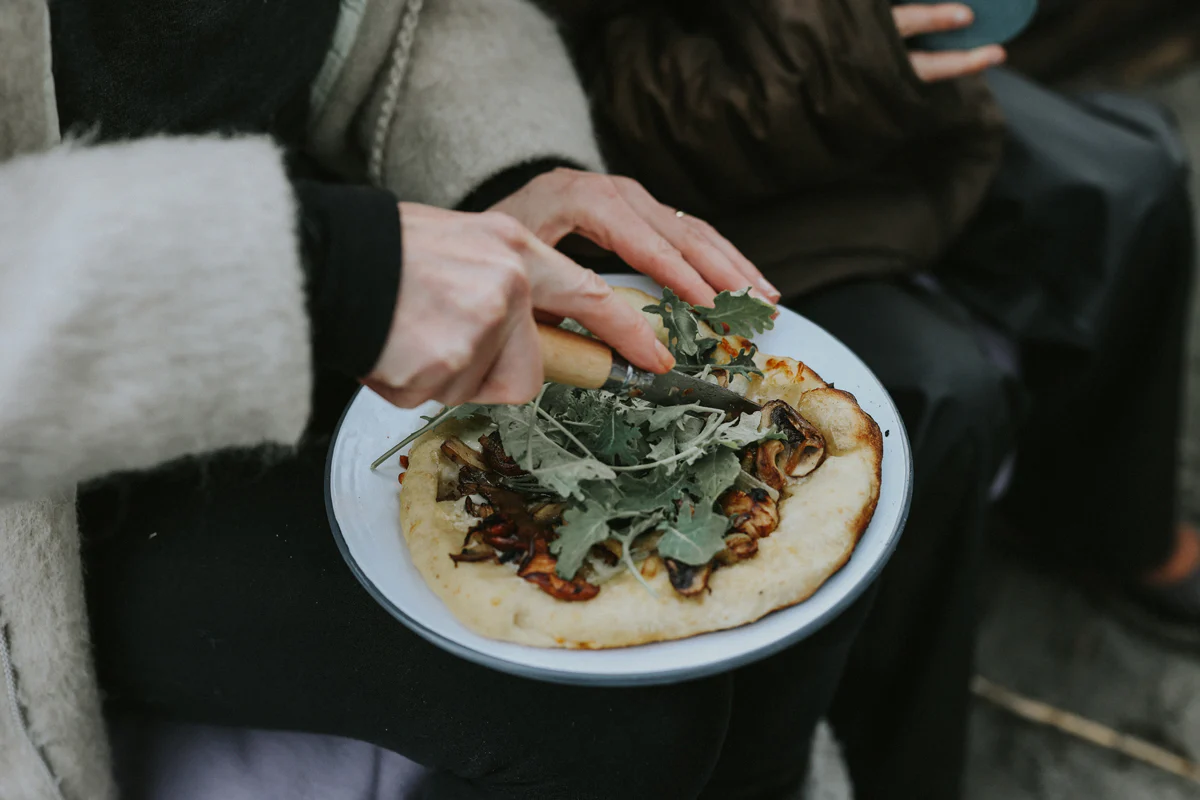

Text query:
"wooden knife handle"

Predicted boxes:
[[536, 323, 613, 390]]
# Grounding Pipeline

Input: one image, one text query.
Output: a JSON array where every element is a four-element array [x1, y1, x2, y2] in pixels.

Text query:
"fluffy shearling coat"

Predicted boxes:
[[0, 1, 602, 798]]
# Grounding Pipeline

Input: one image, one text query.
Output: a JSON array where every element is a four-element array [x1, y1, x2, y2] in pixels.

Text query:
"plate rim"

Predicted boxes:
[[324, 287, 914, 686]]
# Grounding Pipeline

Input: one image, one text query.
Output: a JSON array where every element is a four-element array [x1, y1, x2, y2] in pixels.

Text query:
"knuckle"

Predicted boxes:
[[690, 216, 719, 237], [573, 268, 613, 302], [497, 259, 532, 298], [611, 174, 641, 192], [549, 166, 582, 184], [433, 343, 474, 376], [589, 174, 622, 201], [474, 289, 511, 325], [653, 236, 684, 261], [482, 211, 526, 242]]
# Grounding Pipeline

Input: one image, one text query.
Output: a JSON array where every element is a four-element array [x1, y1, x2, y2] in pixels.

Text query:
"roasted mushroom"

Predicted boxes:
[[449, 546, 496, 564], [754, 440, 789, 493], [471, 514, 526, 553], [664, 558, 714, 596], [719, 487, 780, 539], [529, 502, 567, 527], [440, 435, 490, 471], [463, 495, 494, 518], [714, 532, 759, 566], [521, 572, 600, 601], [478, 431, 527, 477], [739, 443, 758, 474], [589, 543, 621, 567], [518, 539, 600, 601], [758, 400, 826, 480]]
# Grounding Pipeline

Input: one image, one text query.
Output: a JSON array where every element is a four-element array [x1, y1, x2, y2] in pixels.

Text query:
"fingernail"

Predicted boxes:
[[760, 279, 782, 302], [954, 7, 972, 23], [654, 341, 676, 371], [989, 47, 1007, 65]]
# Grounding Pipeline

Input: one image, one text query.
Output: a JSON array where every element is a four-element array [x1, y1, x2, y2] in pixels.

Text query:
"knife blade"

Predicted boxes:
[[536, 324, 761, 415]]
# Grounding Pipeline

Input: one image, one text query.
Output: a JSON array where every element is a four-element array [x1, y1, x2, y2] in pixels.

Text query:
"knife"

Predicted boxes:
[[536, 324, 761, 415]]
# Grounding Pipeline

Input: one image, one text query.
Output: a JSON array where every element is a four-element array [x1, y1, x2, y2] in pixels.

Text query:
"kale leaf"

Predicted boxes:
[[693, 289, 776, 337], [656, 505, 730, 565]]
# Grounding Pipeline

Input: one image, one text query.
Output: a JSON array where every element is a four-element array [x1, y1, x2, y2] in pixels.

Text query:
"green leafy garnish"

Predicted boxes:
[[656, 505, 730, 565], [373, 288, 785, 588], [643, 288, 702, 357], [644, 288, 775, 359], [551, 505, 613, 579], [693, 289, 775, 338]]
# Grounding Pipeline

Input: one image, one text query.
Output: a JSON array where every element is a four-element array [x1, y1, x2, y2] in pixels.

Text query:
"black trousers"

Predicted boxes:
[[794, 283, 1016, 800], [942, 70, 1196, 578], [82, 276, 1005, 800]]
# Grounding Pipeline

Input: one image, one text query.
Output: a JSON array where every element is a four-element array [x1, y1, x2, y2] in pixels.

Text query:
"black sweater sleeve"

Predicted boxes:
[[294, 181, 401, 378], [295, 159, 581, 378]]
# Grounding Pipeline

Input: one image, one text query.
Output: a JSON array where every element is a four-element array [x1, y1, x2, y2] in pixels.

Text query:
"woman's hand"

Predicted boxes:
[[488, 168, 780, 307], [364, 203, 674, 408], [893, 4, 1007, 82]]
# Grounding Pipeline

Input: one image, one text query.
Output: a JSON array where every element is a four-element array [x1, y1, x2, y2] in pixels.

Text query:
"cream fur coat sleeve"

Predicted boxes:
[[0, 137, 312, 503], [0, 136, 310, 800]]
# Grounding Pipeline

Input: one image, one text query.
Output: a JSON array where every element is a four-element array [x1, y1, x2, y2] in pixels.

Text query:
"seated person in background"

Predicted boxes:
[[546, 0, 1195, 797]]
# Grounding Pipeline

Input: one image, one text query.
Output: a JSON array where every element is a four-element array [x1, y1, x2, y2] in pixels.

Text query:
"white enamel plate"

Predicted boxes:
[[326, 275, 913, 686]]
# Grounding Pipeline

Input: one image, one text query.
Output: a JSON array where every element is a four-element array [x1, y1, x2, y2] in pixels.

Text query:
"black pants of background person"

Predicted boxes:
[[797, 72, 1195, 800], [79, 274, 1003, 800], [942, 69, 1195, 583], [793, 284, 1017, 800]]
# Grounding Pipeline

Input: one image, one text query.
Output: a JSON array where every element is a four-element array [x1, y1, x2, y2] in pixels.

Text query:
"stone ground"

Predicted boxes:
[[964, 67, 1200, 799]]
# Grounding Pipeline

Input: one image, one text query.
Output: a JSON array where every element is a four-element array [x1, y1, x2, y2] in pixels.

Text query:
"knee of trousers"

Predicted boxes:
[[1079, 94, 1191, 228], [905, 338, 1018, 483], [538, 680, 732, 800]]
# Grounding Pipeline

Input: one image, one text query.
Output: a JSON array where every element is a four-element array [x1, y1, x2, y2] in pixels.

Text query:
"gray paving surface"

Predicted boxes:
[[964, 68, 1200, 799]]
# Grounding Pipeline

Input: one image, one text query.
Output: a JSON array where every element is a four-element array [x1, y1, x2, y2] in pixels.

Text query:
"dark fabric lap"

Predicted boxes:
[[81, 370, 872, 800]]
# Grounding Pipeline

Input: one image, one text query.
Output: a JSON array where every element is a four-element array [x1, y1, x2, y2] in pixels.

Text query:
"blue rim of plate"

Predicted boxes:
[[325, 333, 914, 687]]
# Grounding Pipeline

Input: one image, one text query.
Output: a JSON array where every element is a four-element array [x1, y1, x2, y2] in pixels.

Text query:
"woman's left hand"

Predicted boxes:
[[893, 4, 1007, 82], [489, 167, 780, 307]]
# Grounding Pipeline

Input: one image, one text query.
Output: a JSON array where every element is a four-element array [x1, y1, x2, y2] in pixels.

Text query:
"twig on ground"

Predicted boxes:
[[971, 675, 1200, 785]]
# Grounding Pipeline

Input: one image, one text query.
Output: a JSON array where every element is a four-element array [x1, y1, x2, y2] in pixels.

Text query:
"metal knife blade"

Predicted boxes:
[[603, 357, 761, 415]]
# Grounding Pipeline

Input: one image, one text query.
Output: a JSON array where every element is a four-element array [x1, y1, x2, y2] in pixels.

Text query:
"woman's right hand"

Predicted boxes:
[[364, 203, 675, 409]]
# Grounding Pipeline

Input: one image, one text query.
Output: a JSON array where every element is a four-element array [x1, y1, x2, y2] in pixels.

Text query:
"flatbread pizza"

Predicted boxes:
[[397, 288, 882, 648]]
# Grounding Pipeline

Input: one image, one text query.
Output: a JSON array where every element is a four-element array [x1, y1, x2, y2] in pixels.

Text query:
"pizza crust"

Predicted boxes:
[[398, 292, 883, 649]]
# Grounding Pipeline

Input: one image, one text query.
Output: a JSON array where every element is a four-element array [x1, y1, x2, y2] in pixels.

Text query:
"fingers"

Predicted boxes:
[[570, 191, 719, 307], [615, 179, 781, 302], [909, 46, 1005, 81], [436, 310, 521, 406], [893, 3, 973, 37], [523, 238, 675, 373], [469, 314, 545, 405], [684, 214, 780, 302]]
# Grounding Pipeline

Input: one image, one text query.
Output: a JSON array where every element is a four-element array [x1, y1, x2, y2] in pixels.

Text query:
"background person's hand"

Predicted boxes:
[[489, 167, 780, 307], [893, 4, 1007, 82], [364, 203, 674, 409]]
